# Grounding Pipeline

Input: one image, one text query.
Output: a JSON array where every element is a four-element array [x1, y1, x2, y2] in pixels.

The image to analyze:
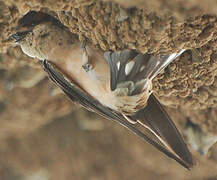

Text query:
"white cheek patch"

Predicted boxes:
[[125, 61, 135, 75]]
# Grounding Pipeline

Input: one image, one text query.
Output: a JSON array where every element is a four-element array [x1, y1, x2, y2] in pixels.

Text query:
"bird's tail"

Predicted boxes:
[[143, 49, 185, 81], [104, 49, 186, 96]]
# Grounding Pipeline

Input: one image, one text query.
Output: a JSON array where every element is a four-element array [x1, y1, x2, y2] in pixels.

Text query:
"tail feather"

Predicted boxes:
[[104, 49, 186, 95], [143, 49, 186, 81]]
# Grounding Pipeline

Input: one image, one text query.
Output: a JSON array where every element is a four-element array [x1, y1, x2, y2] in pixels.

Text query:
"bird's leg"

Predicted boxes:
[[81, 42, 93, 72]]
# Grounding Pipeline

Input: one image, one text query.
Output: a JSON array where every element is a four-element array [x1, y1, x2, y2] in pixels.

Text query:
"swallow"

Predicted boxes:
[[12, 11, 194, 169]]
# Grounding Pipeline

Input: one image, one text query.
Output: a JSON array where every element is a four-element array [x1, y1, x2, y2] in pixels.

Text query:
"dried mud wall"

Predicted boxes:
[[0, 0, 217, 180], [1, 0, 217, 133]]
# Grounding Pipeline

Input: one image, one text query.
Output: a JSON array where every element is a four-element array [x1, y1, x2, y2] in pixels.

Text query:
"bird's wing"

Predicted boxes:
[[42, 59, 193, 170], [104, 49, 185, 95], [131, 94, 194, 169]]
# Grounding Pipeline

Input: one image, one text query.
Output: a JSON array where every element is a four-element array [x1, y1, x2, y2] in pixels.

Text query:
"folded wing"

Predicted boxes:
[[43, 52, 194, 169]]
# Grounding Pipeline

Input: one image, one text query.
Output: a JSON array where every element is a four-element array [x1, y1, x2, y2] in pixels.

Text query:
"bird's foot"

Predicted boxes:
[[82, 63, 93, 72], [81, 42, 93, 72]]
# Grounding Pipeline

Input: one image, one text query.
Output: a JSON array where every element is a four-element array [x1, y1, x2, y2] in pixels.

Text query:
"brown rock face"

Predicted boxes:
[[0, 0, 217, 179]]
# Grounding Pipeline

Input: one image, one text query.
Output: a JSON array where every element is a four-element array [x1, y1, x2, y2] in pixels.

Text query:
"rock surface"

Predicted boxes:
[[0, 0, 217, 179]]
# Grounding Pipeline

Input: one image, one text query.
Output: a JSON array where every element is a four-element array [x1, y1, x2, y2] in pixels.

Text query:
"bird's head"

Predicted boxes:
[[12, 11, 64, 42], [11, 11, 76, 60]]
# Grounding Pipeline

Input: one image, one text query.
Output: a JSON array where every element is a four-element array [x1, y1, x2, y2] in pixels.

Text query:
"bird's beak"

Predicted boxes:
[[11, 30, 31, 42]]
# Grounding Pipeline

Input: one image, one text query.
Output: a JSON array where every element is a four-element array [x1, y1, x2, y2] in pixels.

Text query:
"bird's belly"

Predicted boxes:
[[80, 72, 119, 110], [89, 86, 118, 110]]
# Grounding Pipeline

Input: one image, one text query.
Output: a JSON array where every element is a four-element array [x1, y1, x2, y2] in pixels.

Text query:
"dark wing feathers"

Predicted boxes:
[[104, 51, 119, 91], [132, 95, 194, 168], [43, 52, 193, 170]]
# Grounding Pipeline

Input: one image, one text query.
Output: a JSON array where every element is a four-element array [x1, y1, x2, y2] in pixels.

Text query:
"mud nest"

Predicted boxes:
[[1, 0, 217, 133]]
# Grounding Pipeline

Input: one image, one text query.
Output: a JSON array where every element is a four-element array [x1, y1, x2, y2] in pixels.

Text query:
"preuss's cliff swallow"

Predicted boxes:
[[12, 11, 194, 169]]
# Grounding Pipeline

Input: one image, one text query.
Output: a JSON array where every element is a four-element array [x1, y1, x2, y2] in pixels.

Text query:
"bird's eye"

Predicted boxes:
[[11, 31, 31, 42]]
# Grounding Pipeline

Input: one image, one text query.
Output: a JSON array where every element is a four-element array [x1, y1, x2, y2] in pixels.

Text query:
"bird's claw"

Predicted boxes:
[[82, 63, 93, 72], [81, 42, 93, 72]]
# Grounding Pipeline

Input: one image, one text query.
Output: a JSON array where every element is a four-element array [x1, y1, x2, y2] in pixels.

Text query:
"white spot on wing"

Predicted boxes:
[[117, 61, 120, 70], [140, 65, 146, 72], [125, 61, 135, 75]]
